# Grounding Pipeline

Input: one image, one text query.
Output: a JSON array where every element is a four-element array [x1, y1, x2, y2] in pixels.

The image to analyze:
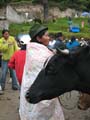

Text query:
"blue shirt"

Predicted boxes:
[[66, 40, 80, 50]]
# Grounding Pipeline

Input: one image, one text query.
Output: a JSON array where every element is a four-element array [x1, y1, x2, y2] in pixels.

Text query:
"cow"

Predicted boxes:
[[25, 45, 90, 104]]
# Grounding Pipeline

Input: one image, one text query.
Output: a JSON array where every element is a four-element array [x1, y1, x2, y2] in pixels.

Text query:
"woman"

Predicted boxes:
[[19, 24, 65, 120]]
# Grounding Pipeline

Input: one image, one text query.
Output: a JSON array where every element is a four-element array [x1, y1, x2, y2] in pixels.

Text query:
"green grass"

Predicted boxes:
[[47, 17, 90, 39], [8, 17, 90, 39]]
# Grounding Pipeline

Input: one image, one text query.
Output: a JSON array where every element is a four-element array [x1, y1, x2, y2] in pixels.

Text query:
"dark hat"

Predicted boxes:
[[29, 24, 48, 40]]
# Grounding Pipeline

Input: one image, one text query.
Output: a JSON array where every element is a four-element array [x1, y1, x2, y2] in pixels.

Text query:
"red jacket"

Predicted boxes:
[[8, 50, 26, 85]]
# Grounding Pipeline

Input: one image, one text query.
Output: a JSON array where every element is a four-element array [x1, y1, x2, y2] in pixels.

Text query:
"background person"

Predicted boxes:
[[8, 34, 31, 86], [0, 29, 19, 93], [88, 18, 90, 27], [54, 32, 66, 50], [66, 36, 80, 50], [48, 33, 56, 50], [48, 32, 65, 50], [19, 24, 65, 120], [81, 20, 85, 28], [0, 52, 2, 67], [67, 16, 72, 26]]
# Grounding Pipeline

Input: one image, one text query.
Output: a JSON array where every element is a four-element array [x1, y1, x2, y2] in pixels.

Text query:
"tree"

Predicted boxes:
[[0, 0, 11, 7], [32, 0, 48, 22], [42, 0, 48, 22]]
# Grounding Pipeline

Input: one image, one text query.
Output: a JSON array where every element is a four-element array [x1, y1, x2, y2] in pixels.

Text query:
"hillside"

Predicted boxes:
[[9, 0, 90, 11]]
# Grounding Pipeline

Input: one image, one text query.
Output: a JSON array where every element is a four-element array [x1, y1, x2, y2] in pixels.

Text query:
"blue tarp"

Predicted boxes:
[[69, 24, 80, 33]]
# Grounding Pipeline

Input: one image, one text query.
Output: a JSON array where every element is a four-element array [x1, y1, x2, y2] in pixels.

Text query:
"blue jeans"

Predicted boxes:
[[0, 60, 19, 90]]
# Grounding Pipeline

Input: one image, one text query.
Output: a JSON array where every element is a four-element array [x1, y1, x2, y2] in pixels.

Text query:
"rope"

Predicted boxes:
[[58, 91, 80, 110]]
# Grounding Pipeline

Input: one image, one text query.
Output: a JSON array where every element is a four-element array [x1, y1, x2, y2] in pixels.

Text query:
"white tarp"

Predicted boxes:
[[19, 42, 65, 120]]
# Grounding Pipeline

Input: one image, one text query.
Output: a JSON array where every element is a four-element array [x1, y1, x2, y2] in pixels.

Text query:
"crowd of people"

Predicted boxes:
[[0, 23, 84, 120]]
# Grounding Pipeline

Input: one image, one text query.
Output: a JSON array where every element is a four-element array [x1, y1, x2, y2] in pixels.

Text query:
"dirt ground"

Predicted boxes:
[[0, 69, 20, 120], [0, 71, 90, 120], [0, 82, 20, 120]]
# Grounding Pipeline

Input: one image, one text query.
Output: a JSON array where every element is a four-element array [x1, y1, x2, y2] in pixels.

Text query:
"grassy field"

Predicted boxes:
[[8, 17, 90, 40]]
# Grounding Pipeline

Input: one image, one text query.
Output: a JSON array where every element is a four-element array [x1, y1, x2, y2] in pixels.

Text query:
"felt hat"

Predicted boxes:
[[29, 24, 48, 39]]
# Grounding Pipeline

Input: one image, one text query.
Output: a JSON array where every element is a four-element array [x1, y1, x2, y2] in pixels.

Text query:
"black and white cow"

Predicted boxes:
[[26, 45, 90, 104]]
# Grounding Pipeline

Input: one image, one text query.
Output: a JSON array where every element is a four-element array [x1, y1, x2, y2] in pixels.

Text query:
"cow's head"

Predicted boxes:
[[25, 54, 79, 103]]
